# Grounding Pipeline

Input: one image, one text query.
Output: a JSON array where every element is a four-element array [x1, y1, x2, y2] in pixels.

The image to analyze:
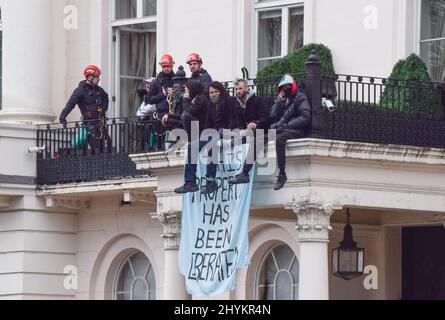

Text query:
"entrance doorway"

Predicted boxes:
[[402, 226, 445, 299]]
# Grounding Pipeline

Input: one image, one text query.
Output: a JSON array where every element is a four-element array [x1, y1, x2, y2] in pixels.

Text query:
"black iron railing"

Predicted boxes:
[[318, 74, 445, 148], [36, 50, 445, 186], [36, 117, 167, 185]]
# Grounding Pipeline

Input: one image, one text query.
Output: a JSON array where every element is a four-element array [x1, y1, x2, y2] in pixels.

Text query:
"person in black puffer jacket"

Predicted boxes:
[[270, 74, 311, 191], [59, 65, 109, 124], [148, 54, 176, 114], [59, 65, 110, 154]]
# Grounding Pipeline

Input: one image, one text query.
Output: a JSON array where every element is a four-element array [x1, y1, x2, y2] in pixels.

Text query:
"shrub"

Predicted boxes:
[[380, 53, 439, 114]]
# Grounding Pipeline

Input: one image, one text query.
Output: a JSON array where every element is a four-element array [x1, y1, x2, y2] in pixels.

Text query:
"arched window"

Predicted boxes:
[[256, 244, 299, 300], [113, 251, 156, 300]]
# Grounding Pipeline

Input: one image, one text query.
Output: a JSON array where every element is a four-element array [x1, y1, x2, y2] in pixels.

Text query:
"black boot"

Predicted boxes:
[[273, 174, 288, 191], [174, 182, 199, 194], [228, 172, 250, 185], [201, 180, 218, 195]]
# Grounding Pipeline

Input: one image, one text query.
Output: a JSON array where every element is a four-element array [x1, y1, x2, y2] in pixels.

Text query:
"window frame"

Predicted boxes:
[[255, 243, 299, 300], [110, 0, 157, 118], [253, 0, 304, 74], [112, 250, 156, 301], [416, 0, 445, 82]]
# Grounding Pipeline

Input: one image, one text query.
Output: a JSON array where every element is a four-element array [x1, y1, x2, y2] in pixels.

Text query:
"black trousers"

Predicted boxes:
[[276, 129, 304, 171], [242, 129, 267, 175]]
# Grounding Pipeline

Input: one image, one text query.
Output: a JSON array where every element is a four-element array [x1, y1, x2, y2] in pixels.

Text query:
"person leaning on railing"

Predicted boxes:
[[270, 74, 311, 190], [59, 65, 110, 153]]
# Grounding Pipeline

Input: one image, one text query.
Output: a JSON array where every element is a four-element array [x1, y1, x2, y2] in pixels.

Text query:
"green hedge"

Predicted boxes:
[[380, 53, 439, 114], [256, 43, 336, 80]]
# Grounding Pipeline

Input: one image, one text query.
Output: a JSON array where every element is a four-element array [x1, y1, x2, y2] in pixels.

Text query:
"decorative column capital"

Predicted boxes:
[[289, 201, 335, 242], [151, 212, 181, 250]]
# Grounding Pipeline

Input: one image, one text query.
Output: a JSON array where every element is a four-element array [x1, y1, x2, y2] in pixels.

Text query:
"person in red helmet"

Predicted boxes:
[[147, 54, 177, 114], [59, 65, 110, 153], [269, 74, 311, 190], [186, 52, 212, 89], [59, 65, 109, 124]]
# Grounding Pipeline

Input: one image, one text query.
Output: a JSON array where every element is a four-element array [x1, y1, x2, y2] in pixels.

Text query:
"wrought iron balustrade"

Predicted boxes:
[[36, 117, 167, 185]]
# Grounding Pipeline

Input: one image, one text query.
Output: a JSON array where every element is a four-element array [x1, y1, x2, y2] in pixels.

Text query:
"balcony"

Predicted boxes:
[[36, 52, 445, 187]]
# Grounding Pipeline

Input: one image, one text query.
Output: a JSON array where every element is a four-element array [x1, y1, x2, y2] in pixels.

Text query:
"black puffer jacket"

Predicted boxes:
[[189, 69, 213, 89], [60, 81, 109, 123], [270, 90, 311, 136], [234, 90, 269, 130], [149, 71, 175, 113]]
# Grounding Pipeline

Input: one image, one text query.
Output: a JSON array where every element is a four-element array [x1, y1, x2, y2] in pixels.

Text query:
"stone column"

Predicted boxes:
[[292, 201, 334, 300], [0, 0, 55, 123], [157, 212, 190, 300]]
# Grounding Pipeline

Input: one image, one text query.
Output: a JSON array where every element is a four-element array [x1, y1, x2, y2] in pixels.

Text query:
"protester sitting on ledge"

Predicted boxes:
[[174, 81, 237, 195], [228, 79, 270, 185], [270, 74, 311, 190]]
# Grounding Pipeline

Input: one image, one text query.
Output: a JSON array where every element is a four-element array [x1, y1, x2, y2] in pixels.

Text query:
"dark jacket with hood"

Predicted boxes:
[[60, 80, 109, 123], [205, 82, 237, 131], [270, 90, 311, 136], [233, 89, 269, 130], [189, 68, 213, 89], [183, 81, 210, 133]]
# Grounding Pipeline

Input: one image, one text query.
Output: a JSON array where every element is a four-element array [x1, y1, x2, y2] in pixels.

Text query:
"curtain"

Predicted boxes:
[[115, 0, 137, 20], [148, 32, 157, 77], [258, 10, 282, 69], [288, 8, 304, 53], [430, 1, 445, 81], [421, 1, 445, 82], [120, 30, 146, 117]]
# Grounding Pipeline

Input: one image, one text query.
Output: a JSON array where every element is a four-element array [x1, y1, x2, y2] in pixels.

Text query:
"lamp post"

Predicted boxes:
[[332, 209, 365, 280]]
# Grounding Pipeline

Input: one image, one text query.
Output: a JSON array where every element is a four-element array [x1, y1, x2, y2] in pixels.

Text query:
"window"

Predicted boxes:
[[112, 0, 157, 117], [256, 244, 299, 300], [114, 0, 157, 20], [254, 0, 304, 72], [420, 0, 445, 82], [113, 252, 156, 300]]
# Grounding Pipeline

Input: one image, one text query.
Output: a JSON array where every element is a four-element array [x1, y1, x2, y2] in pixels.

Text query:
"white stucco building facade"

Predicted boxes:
[[0, 0, 444, 300]]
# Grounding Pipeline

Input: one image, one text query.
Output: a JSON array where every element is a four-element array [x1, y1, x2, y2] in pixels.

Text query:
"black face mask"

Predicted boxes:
[[284, 88, 292, 98]]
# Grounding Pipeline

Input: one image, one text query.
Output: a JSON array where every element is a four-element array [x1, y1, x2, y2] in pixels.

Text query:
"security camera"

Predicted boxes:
[[322, 98, 335, 112], [27, 145, 46, 154]]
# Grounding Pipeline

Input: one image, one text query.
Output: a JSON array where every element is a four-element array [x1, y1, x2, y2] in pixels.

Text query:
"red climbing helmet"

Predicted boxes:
[[186, 53, 203, 65], [159, 54, 175, 67], [83, 65, 101, 78]]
